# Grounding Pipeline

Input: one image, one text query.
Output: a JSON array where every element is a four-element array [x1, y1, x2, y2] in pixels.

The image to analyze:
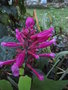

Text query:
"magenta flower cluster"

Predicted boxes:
[[0, 17, 56, 80]]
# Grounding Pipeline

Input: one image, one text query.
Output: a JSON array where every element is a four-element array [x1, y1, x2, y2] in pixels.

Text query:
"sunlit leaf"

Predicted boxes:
[[19, 68, 24, 75], [18, 76, 31, 90]]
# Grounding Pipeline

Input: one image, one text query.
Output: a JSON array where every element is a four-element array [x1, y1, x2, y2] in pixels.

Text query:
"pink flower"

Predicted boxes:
[[38, 38, 56, 49], [30, 27, 54, 40], [37, 27, 54, 38], [28, 51, 39, 59], [1, 42, 22, 47], [25, 17, 35, 29], [37, 34, 52, 43], [11, 63, 19, 76], [0, 17, 56, 80], [39, 53, 55, 58], [11, 50, 25, 76], [16, 29, 24, 44], [0, 59, 15, 67]]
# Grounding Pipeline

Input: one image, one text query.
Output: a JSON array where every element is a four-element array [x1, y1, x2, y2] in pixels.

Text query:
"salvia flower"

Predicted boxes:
[[0, 17, 56, 80], [39, 53, 55, 58], [25, 17, 35, 29]]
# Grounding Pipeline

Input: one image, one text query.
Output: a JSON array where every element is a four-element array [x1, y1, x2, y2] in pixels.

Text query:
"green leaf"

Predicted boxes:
[[32, 76, 68, 90], [19, 68, 24, 75], [18, 76, 31, 90], [0, 80, 13, 90], [0, 13, 9, 25]]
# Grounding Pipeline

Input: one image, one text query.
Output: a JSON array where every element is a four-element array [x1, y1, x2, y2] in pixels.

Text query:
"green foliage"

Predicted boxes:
[[0, 0, 26, 38], [7, 76, 18, 89], [0, 5, 18, 16], [32, 76, 68, 90], [0, 4, 18, 38], [47, 51, 68, 79], [18, 0, 26, 14], [0, 13, 9, 25], [37, 57, 49, 70], [18, 76, 31, 90], [27, 8, 68, 32], [0, 5, 18, 25], [0, 23, 8, 38], [55, 51, 68, 60], [0, 80, 13, 90]]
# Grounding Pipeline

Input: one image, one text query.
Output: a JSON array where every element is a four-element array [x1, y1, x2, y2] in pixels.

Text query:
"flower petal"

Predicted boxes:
[[0, 62, 4, 67], [26, 17, 35, 28], [11, 50, 25, 76], [0, 59, 15, 67], [16, 29, 24, 44], [38, 38, 56, 49], [16, 50, 25, 67], [31, 27, 54, 40], [37, 27, 54, 38], [39, 53, 55, 58], [11, 63, 19, 77], [28, 51, 39, 59], [30, 34, 37, 40], [37, 34, 52, 43], [1, 42, 22, 47]]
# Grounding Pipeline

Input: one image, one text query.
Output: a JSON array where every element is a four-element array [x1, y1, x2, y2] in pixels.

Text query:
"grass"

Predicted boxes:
[[26, 7, 68, 32]]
